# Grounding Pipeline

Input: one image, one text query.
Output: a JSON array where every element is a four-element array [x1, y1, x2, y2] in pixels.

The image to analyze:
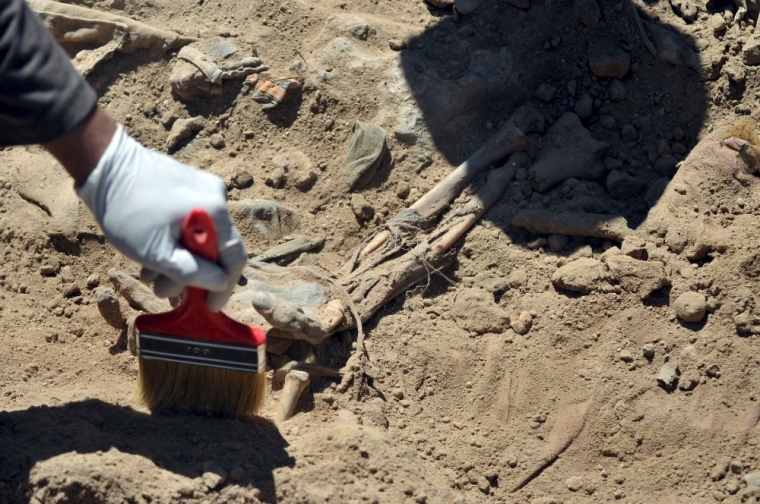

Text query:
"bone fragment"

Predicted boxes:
[[127, 315, 138, 356], [272, 361, 341, 390], [249, 236, 325, 263], [510, 210, 633, 242], [108, 269, 170, 314], [512, 399, 592, 492], [178, 46, 224, 84], [277, 370, 310, 422]]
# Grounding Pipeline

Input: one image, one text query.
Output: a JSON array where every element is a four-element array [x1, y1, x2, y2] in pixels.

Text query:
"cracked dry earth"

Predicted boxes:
[[3, 0, 760, 502]]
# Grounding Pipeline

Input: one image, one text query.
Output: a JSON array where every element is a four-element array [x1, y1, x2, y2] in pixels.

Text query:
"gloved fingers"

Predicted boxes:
[[152, 274, 185, 298], [154, 247, 229, 292], [140, 267, 160, 284], [205, 220, 247, 312]]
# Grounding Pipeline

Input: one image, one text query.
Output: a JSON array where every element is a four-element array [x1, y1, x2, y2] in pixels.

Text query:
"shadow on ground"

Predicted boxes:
[[400, 0, 710, 235], [0, 400, 293, 503]]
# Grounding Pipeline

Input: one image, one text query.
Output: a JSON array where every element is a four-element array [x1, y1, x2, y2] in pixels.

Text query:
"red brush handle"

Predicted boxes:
[[135, 208, 266, 348], [182, 209, 218, 263]]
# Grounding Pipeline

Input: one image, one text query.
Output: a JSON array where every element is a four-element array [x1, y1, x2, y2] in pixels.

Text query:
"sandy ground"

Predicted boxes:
[[2, 0, 760, 502]]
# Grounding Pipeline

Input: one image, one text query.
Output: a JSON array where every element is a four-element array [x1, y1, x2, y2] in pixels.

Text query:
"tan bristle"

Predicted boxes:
[[135, 358, 265, 421]]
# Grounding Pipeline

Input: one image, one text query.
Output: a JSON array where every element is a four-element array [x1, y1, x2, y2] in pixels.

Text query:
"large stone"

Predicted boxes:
[[743, 33, 760, 66], [452, 288, 510, 334], [588, 44, 630, 78], [529, 113, 608, 192], [673, 291, 707, 322], [605, 255, 670, 299], [606, 170, 645, 199], [573, 0, 600, 25], [551, 258, 613, 293]]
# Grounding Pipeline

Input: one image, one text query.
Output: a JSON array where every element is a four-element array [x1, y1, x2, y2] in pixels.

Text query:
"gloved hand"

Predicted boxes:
[[76, 125, 246, 311]]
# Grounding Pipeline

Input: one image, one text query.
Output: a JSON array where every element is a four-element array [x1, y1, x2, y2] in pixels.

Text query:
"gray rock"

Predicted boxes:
[[529, 113, 608, 192], [535, 83, 556, 102], [657, 360, 679, 388], [393, 129, 418, 144], [605, 255, 669, 299], [608, 79, 627, 102], [454, 0, 483, 14], [673, 292, 707, 322], [606, 170, 645, 199], [642, 343, 656, 359], [600, 115, 616, 129], [231, 169, 253, 189], [551, 258, 613, 293], [619, 349, 634, 363], [620, 124, 638, 142], [743, 33, 760, 65], [566, 475, 584, 491], [266, 167, 286, 189], [86, 274, 100, 289], [588, 44, 630, 78], [96, 288, 124, 328], [573, 0, 600, 25], [60, 266, 75, 284], [574, 94, 593, 119], [350, 194, 375, 221], [654, 154, 679, 176]]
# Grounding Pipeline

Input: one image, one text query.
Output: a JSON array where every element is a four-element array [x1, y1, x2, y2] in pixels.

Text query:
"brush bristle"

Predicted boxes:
[[135, 358, 266, 420]]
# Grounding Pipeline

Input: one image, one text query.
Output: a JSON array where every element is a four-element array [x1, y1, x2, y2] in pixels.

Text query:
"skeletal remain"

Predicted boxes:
[[511, 210, 633, 242], [108, 269, 171, 314], [171, 47, 267, 100], [249, 236, 325, 263], [277, 370, 310, 422], [29, 0, 197, 75], [272, 360, 341, 391]]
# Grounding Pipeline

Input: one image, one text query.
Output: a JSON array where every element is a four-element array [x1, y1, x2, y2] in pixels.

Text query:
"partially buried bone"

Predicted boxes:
[[277, 370, 310, 422], [249, 236, 325, 264], [29, 0, 197, 75], [511, 210, 633, 242], [170, 46, 267, 100], [272, 361, 341, 391]]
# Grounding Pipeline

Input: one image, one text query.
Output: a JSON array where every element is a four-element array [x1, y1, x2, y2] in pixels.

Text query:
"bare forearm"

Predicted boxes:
[[43, 105, 118, 187]]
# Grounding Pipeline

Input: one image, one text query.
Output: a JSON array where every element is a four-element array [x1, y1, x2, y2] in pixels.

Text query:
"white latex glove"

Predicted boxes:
[[76, 125, 246, 311]]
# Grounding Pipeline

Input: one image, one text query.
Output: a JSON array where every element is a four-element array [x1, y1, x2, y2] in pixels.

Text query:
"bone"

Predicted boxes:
[[348, 106, 542, 271], [272, 361, 341, 390], [108, 269, 171, 314], [510, 210, 633, 242], [29, 0, 197, 75], [249, 236, 325, 263], [250, 291, 338, 344], [429, 164, 517, 257], [277, 370, 310, 422]]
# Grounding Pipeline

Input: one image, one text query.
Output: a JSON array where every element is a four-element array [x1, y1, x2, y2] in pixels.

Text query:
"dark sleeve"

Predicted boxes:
[[0, 0, 97, 146]]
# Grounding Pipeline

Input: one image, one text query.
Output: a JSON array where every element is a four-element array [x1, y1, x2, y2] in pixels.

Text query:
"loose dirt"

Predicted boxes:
[[2, 0, 760, 502]]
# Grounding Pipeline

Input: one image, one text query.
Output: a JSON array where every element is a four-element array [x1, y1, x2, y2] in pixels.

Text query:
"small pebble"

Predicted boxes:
[[566, 475, 584, 492]]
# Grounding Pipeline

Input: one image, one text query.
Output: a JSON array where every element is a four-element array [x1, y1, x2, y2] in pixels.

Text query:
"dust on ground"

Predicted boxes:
[[2, 0, 760, 502]]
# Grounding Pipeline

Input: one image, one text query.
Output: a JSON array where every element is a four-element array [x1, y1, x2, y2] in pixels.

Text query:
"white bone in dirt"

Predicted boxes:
[[277, 370, 310, 422]]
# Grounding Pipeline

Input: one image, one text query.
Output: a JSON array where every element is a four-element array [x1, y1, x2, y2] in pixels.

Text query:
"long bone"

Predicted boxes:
[[345, 106, 543, 273]]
